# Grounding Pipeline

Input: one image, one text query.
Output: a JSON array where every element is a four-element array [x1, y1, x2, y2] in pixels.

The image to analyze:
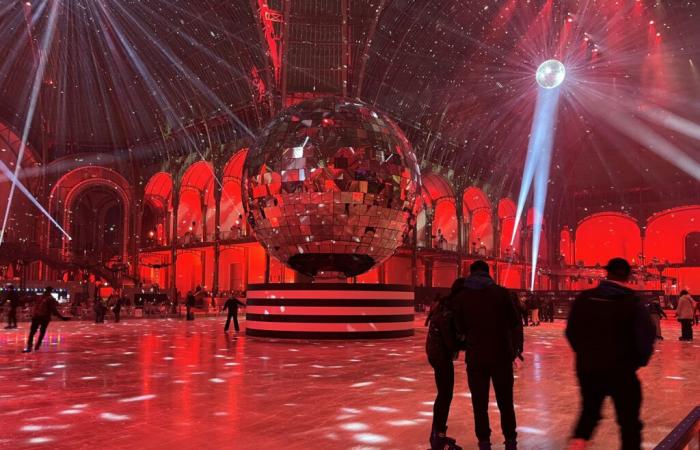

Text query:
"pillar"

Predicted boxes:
[[425, 259, 434, 288], [264, 251, 271, 283], [425, 207, 434, 249], [131, 192, 144, 280], [455, 196, 464, 277], [170, 189, 180, 301], [411, 222, 418, 289], [212, 184, 222, 295], [200, 192, 207, 241]]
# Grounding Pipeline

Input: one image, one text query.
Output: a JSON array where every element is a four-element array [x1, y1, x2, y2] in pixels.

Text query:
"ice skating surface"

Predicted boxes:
[[0, 318, 698, 450]]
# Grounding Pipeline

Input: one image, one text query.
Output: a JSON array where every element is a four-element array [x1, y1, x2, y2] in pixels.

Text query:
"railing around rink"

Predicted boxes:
[[654, 406, 700, 450]]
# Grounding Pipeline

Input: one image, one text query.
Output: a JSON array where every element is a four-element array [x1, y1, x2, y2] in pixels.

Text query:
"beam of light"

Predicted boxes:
[[93, 2, 232, 191], [0, 0, 60, 246], [510, 84, 561, 289], [0, 160, 72, 241], [510, 86, 562, 247], [603, 109, 700, 181], [636, 104, 700, 142], [529, 88, 560, 290]]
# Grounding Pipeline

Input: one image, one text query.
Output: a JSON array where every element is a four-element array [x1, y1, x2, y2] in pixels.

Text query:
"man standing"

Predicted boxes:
[[222, 292, 245, 332], [566, 258, 655, 450], [452, 261, 523, 450], [185, 291, 196, 321], [676, 290, 696, 341], [23, 287, 70, 353], [4, 284, 19, 329], [113, 295, 123, 323]]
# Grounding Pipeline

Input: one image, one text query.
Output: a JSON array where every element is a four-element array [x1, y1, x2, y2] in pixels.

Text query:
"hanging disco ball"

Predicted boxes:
[[243, 97, 421, 278]]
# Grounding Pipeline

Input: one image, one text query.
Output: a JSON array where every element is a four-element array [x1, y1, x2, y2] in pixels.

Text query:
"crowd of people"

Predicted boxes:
[[2, 261, 698, 449], [424, 258, 695, 450]]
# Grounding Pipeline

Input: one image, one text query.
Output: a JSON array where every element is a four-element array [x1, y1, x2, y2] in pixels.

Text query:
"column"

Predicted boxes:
[[200, 192, 207, 242], [131, 193, 144, 280], [170, 189, 180, 301], [425, 207, 434, 249], [425, 258, 434, 288], [264, 251, 271, 283], [212, 184, 222, 295], [455, 196, 464, 277]]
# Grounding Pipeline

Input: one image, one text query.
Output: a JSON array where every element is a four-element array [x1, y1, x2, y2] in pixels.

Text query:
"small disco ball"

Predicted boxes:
[[243, 97, 421, 278]]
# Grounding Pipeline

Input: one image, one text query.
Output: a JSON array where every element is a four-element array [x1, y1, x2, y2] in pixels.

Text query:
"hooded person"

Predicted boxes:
[[451, 261, 523, 450], [566, 258, 655, 450]]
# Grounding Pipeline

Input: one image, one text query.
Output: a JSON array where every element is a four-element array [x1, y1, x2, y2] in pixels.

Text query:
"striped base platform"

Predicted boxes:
[[245, 283, 415, 339]]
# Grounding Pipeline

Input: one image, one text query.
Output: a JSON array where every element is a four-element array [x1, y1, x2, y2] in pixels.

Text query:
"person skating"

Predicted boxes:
[[223, 293, 245, 332], [452, 261, 524, 450], [647, 299, 667, 340], [94, 297, 107, 323], [4, 284, 19, 329], [543, 296, 555, 323], [528, 292, 541, 326], [566, 258, 655, 450], [113, 295, 123, 323], [185, 291, 196, 321], [425, 278, 464, 450], [23, 287, 70, 353], [676, 290, 696, 341]]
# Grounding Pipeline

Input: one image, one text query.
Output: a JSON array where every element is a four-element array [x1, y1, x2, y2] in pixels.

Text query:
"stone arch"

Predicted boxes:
[[49, 167, 131, 257], [646, 205, 700, 263], [178, 161, 215, 241], [144, 172, 173, 245], [418, 172, 457, 249], [463, 187, 493, 254], [497, 198, 518, 257], [221, 149, 248, 238], [576, 212, 641, 266]]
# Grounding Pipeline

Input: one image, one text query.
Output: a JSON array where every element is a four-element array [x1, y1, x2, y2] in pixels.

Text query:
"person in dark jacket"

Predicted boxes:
[[94, 297, 107, 323], [566, 258, 655, 450], [113, 296, 123, 323], [527, 292, 541, 326], [185, 291, 196, 321], [647, 299, 667, 340], [542, 296, 555, 323], [23, 287, 69, 352], [426, 278, 464, 450], [223, 293, 245, 332], [4, 284, 19, 329], [452, 261, 523, 450]]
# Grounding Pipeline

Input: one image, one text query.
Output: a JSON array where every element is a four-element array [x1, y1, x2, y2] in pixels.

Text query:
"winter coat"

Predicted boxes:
[[451, 272, 523, 365], [677, 295, 696, 320], [566, 280, 655, 373]]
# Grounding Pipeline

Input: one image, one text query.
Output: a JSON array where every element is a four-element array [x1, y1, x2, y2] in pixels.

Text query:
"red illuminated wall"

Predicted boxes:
[[463, 187, 493, 252], [432, 200, 458, 248], [575, 213, 641, 266], [560, 228, 573, 265], [498, 199, 520, 257], [645, 206, 700, 263]]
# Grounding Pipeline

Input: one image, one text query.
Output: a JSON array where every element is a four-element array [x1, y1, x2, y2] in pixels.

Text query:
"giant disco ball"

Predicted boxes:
[[243, 97, 421, 278]]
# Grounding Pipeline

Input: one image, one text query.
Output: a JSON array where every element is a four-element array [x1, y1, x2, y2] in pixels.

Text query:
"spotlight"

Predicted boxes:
[[536, 59, 566, 89]]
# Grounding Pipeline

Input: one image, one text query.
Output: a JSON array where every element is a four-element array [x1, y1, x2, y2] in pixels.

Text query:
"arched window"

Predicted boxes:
[[685, 232, 700, 265]]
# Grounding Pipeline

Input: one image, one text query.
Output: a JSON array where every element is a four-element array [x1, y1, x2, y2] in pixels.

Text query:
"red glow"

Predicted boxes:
[[575, 213, 641, 266]]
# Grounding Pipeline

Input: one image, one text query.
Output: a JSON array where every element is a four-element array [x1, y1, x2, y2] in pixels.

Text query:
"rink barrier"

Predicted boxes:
[[245, 283, 414, 339]]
